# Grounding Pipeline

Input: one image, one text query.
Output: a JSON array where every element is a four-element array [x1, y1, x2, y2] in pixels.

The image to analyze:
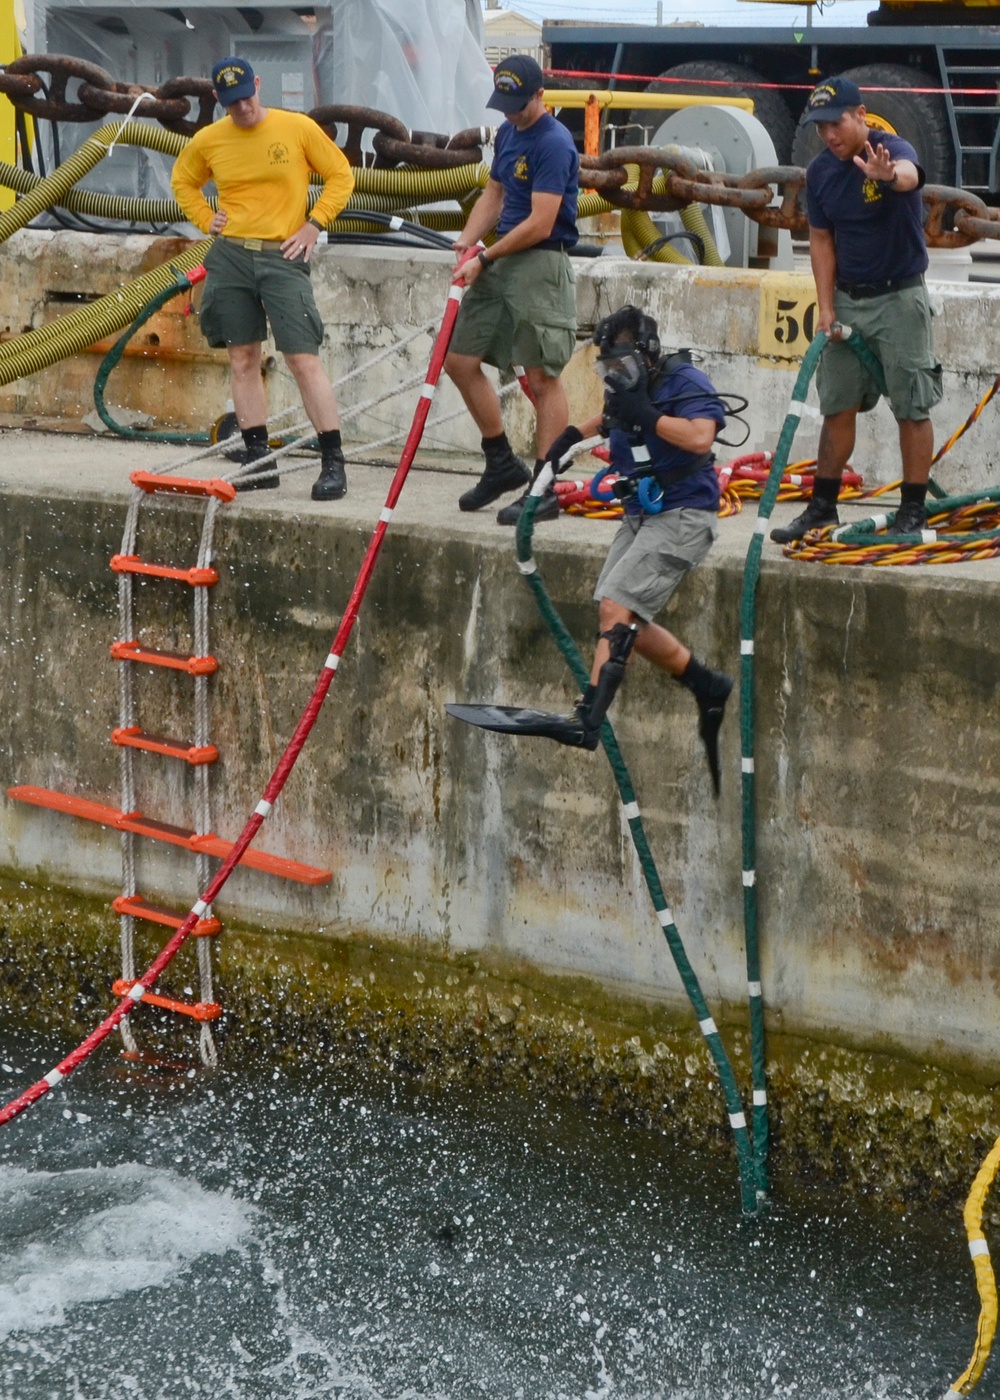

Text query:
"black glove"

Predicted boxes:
[[604, 367, 661, 436], [544, 425, 584, 474]]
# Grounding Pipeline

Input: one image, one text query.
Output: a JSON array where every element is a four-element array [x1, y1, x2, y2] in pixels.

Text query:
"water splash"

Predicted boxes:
[[0, 1162, 253, 1340]]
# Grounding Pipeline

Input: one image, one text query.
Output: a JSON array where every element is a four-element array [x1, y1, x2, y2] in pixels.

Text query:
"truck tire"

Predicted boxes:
[[629, 61, 796, 165], [790, 64, 952, 186]]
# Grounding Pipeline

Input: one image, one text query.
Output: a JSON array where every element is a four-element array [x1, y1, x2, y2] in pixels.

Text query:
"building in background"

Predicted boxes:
[[482, 1, 543, 67]]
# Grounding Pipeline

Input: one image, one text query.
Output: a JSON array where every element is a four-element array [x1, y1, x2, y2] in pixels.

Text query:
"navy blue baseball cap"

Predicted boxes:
[[801, 76, 864, 123], [487, 55, 545, 114], [211, 57, 257, 105]]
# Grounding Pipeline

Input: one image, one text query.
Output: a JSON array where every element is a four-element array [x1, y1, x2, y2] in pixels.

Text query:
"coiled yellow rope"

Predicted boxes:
[[945, 1135, 1000, 1397]]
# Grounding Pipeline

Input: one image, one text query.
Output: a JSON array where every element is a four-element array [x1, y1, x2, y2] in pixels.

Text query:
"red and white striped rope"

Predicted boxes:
[[0, 268, 471, 1127]]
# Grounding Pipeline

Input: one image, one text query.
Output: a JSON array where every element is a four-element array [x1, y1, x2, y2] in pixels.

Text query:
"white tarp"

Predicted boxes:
[[24, 0, 494, 223], [315, 0, 494, 135]]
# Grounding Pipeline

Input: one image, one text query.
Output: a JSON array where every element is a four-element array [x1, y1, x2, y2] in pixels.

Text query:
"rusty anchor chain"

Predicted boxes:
[[2, 55, 1000, 245]]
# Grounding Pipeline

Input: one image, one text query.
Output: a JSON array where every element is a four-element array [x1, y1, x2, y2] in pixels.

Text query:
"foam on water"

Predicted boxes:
[[0, 1162, 253, 1340], [0, 1024, 984, 1400]]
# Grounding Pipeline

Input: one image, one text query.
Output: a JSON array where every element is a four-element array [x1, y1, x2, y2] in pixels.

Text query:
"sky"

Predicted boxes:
[[491, 0, 877, 31]]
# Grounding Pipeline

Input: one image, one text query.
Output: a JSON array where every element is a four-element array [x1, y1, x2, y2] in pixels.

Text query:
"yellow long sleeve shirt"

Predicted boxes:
[[171, 108, 354, 240]]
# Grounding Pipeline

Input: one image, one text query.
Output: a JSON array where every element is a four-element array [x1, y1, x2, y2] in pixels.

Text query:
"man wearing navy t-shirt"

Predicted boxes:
[[523, 305, 733, 790], [445, 54, 579, 523], [771, 75, 942, 543]]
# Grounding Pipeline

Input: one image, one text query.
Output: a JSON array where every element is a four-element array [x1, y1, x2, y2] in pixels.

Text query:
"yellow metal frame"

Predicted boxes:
[[542, 87, 755, 160], [0, 0, 22, 211]]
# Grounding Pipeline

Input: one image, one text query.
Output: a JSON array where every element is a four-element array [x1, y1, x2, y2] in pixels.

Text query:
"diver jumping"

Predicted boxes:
[[448, 303, 736, 794]]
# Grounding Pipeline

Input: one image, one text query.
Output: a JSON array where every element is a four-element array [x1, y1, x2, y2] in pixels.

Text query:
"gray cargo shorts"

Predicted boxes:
[[593, 508, 717, 623]]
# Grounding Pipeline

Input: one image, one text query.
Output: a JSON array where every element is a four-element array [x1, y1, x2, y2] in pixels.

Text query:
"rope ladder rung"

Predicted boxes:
[[129, 470, 236, 502], [6, 785, 332, 884], [111, 978, 221, 1022], [111, 725, 218, 765], [111, 893, 221, 938], [110, 554, 219, 587], [110, 639, 218, 675]]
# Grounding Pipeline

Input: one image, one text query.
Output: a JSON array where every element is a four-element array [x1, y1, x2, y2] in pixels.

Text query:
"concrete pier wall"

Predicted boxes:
[[1, 231, 1000, 492], [2, 233, 1000, 1087], [1, 441, 999, 1081]]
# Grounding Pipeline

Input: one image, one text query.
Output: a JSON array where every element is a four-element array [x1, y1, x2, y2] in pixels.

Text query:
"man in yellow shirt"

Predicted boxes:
[[171, 58, 355, 500]]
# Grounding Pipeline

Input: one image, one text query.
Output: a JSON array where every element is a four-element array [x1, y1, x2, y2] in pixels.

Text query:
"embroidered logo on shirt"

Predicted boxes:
[[862, 177, 882, 205], [513, 154, 529, 182], [268, 142, 290, 165]]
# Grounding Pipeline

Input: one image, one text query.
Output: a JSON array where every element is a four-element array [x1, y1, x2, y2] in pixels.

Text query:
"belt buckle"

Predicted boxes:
[[244, 238, 263, 252]]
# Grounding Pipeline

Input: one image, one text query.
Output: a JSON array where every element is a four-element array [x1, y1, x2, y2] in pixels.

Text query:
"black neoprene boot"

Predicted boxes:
[[458, 434, 530, 512], [543, 623, 639, 749], [677, 657, 733, 796]]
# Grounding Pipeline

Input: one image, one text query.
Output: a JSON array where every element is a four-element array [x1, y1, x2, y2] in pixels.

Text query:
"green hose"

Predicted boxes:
[[92, 271, 209, 443], [515, 486, 764, 1216], [736, 326, 886, 1193]]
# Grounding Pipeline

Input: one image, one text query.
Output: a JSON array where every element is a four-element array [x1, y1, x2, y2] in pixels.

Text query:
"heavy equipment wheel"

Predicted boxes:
[[790, 64, 952, 185], [629, 61, 796, 165], [210, 410, 244, 461]]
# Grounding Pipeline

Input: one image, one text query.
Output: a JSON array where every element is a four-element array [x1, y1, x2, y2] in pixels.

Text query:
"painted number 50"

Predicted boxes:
[[774, 296, 817, 347]]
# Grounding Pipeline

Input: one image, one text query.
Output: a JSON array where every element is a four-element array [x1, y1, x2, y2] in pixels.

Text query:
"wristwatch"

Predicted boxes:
[[307, 216, 324, 231], [476, 249, 491, 269]]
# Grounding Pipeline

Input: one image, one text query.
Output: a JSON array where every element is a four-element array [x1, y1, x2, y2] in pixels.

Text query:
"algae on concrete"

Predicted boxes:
[[2, 871, 998, 1216]]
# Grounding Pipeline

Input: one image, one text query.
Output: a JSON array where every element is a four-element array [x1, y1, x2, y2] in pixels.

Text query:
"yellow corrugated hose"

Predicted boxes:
[[621, 203, 724, 267], [945, 1134, 1000, 1397], [0, 241, 211, 384], [0, 120, 186, 242]]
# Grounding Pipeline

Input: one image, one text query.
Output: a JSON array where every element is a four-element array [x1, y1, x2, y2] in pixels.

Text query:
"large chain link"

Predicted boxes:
[[2, 54, 1000, 244]]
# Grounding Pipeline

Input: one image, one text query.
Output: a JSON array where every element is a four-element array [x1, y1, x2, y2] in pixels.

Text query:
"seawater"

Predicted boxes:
[[0, 1019, 988, 1400]]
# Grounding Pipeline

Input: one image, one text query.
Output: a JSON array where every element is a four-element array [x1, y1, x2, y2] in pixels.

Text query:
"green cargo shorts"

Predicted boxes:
[[449, 246, 576, 376], [593, 508, 717, 623], [817, 281, 942, 421], [199, 238, 325, 355]]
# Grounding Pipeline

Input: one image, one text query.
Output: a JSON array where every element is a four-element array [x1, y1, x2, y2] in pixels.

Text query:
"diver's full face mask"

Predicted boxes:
[[594, 341, 645, 394]]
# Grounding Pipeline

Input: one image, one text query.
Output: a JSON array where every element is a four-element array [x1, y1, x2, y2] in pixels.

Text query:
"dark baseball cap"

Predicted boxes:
[[487, 55, 545, 114], [211, 57, 256, 105], [801, 76, 864, 124]]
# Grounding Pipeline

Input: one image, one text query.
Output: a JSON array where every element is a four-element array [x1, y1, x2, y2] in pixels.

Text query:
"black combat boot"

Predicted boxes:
[[311, 430, 347, 501], [458, 433, 530, 512], [235, 428, 279, 491]]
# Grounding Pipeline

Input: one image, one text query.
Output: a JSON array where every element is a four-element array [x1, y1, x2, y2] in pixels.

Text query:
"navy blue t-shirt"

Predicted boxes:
[[491, 112, 579, 249], [806, 132, 927, 285], [609, 361, 725, 516]]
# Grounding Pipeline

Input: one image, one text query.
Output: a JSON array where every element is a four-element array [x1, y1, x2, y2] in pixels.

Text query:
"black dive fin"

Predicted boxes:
[[446, 704, 598, 750], [696, 678, 733, 798]]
